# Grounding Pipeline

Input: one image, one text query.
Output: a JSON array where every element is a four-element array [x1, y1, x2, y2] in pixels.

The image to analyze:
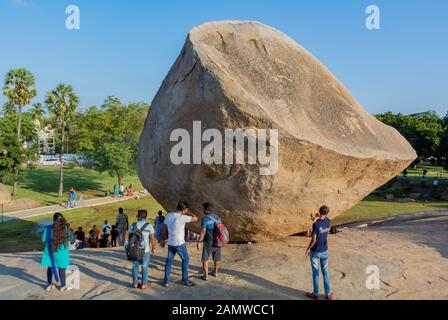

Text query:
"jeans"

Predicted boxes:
[[132, 252, 151, 286], [310, 251, 331, 296], [47, 267, 66, 287], [164, 244, 189, 285], [117, 228, 126, 246]]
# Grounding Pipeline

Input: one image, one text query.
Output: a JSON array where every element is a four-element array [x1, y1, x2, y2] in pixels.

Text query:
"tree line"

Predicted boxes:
[[376, 111, 448, 167], [0, 68, 149, 197]]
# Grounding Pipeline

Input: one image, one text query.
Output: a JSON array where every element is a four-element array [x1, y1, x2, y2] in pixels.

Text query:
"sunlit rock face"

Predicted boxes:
[[138, 21, 417, 241]]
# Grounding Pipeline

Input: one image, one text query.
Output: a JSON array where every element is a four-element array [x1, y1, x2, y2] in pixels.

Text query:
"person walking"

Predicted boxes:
[[115, 207, 129, 246], [162, 201, 198, 287], [127, 210, 157, 289], [155, 211, 165, 244], [305, 205, 335, 300], [41, 212, 71, 292], [197, 202, 222, 280]]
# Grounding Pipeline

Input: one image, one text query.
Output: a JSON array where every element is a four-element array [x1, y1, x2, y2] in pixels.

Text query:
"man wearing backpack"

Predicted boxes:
[[197, 202, 222, 281], [126, 210, 156, 289], [161, 201, 198, 287]]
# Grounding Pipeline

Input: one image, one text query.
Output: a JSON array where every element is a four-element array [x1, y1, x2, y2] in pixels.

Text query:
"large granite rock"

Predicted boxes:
[[0, 183, 11, 205], [138, 21, 417, 242]]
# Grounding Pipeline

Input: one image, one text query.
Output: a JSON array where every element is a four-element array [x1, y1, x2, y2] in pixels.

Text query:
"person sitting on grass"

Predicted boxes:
[[74, 227, 85, 249], [41, 212, 71, 292], [88, 225, 100, 248], [305, 205, 335, 300]]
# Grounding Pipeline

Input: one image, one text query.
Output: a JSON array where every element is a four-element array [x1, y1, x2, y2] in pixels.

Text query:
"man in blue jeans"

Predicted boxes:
[[161, 201, 198, 287], [127, 210, 156, 289], [305, 205, 335, 300]]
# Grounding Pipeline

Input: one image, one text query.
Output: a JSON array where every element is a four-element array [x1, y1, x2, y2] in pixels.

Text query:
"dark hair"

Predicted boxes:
[[319, 206, 330, 216], [119, 208, 124, 214], [137, 209, 148, 219], [78, 226, 82, 230], [176, 201, 190, 211], [203, 202, 213, 211], [52, 212, 69, 251], [158, 211, 163, 216]]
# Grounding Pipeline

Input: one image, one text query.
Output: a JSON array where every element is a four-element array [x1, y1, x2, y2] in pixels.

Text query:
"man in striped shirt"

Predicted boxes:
[[115, 207, 129, 246]]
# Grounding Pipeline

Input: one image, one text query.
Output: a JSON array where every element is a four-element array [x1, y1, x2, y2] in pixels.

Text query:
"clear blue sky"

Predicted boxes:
[[0, 0, 446, 115]]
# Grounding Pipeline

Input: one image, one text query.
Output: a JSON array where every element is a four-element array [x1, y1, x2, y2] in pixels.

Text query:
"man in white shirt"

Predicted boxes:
[[162, 201, 198, 287]]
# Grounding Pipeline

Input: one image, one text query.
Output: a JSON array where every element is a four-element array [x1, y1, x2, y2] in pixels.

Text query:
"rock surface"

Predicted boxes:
[[0, 183, 11, 205], [138, 20, 417, 241]]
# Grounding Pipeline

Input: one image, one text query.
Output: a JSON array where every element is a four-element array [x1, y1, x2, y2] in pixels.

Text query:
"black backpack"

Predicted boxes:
[[126, 222, 149, 261]]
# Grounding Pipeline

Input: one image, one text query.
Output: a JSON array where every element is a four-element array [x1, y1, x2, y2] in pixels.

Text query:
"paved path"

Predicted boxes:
[[1, 194, 149, 222]]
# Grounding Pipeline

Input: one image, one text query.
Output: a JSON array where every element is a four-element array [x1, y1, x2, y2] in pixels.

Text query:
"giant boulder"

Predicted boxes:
[[138, 21, 417, 242]]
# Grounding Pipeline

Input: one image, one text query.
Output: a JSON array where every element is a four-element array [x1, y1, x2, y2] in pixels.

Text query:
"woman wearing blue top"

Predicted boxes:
[[113, 184, 120, 197], [41, 212, 71, 292]]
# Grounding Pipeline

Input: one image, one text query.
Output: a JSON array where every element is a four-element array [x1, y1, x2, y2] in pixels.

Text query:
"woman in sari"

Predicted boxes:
[[41, 212, 70, 292]]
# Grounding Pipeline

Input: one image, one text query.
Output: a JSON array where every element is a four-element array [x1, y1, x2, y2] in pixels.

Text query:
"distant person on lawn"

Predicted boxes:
[[155, 211, 165, 243], [420, 175, 427, 189], [115, 207, 129, 246], [119, 183, 125, 197], [113, 184, 120, 197], [126, 210, 157, 289], [42, 212, 70, 292], [197, 202, 222, 280], [162, 201, 198, 287], [305, 205, 335, 300], [433, 177, 439, 192]]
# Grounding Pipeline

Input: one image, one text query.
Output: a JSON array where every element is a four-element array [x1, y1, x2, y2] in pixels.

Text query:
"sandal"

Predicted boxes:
[[201, 275, 209, 281], [326, 293, 335, 300], [45, 284, 55, 292], [141, 283, 151, 290], [305, 292, 319, 300], [211, 272, 218, 278], [58, 286, 68, 292]]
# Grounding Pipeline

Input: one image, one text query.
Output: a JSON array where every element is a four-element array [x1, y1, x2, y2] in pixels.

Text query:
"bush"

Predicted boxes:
[[66, 161, 76, 170]]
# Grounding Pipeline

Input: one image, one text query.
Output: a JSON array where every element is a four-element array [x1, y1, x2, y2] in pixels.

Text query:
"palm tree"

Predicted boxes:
[[29, 102, 45, 122], [3, 69, 37, 140], [3, 68, 37, 196], [45, 84, 79, 197]]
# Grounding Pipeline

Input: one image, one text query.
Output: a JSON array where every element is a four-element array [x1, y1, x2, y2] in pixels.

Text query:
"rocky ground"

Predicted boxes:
[[0, 211, 447, 300]]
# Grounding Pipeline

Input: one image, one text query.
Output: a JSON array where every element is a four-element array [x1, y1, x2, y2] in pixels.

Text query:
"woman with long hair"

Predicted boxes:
[[41, 212, 71, 292]]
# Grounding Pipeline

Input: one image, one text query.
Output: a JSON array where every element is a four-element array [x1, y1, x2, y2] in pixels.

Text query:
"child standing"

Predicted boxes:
[[111, 225, 119, 247]]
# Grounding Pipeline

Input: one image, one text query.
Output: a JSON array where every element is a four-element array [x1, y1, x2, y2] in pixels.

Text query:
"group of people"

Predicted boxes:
[[112, 183, 135, 198], [41, 202, 334, 300], [66, 187, 83, 208], [420, 175, 440, 192]]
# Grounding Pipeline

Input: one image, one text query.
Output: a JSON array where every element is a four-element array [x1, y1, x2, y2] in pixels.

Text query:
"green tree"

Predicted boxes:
[[45, 84, 79, 197], [376, 111, 444, 158], [73, 97, 149, 186], [29, 102, 45, 122], [2, 68, 37, 195], [0, 114, 38, 187]]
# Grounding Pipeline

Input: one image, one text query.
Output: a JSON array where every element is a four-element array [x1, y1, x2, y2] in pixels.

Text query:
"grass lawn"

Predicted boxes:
[[0, 196, 164, 253], [333, 195, 448, 226], [4, 167, 143, 207]]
